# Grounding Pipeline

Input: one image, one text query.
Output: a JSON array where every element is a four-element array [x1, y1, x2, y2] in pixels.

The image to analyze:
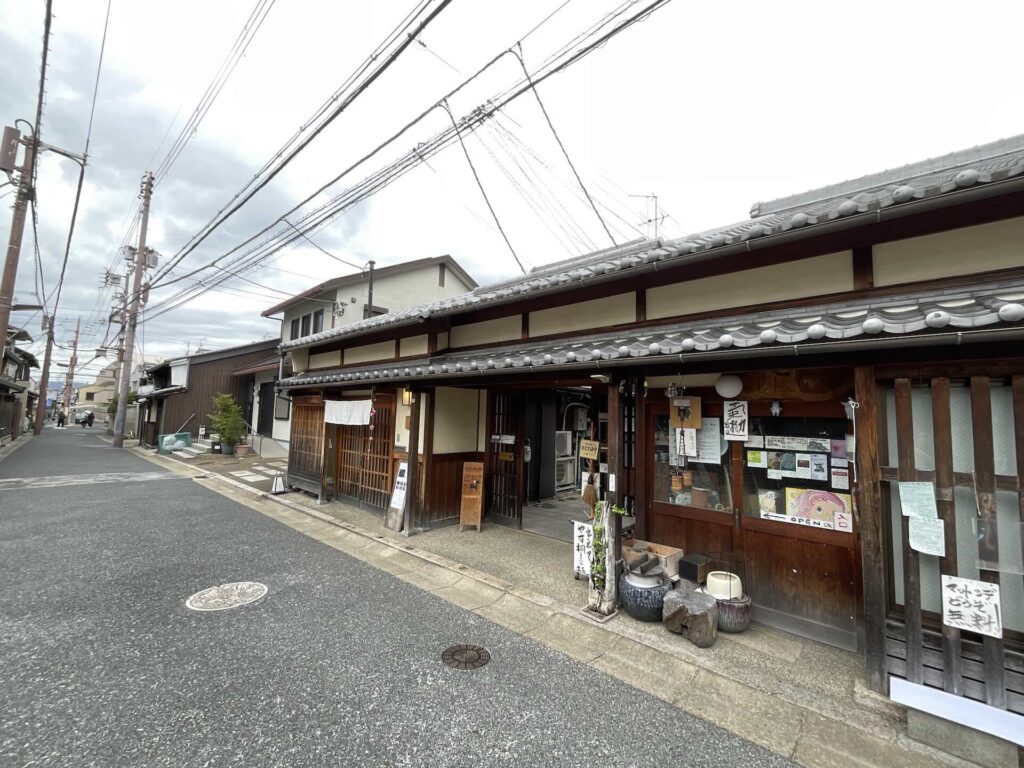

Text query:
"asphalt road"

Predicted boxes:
[[1, 428, 794, 767]]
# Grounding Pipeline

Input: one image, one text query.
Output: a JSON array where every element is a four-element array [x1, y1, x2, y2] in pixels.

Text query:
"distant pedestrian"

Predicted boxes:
[[57, 412, 65, 428], [86, 412, 94, 428]]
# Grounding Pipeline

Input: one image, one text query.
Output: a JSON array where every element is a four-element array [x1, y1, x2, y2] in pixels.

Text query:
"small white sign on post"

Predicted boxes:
[[385, 461, 409, 531], [909, 517, 945, 556], [573, 520, 594, 578], [723, 400, 748, 441], [942, 575, 1001, 638], [898, 481, 938, 518]]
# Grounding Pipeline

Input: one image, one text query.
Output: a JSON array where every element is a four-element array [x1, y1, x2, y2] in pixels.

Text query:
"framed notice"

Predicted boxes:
[[579, 439, 600, 460], [459, 461, 484, 532]]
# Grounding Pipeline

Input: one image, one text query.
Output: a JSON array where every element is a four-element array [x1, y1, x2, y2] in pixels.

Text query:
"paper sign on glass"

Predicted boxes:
[[747, 450, 767, 468], [898, 481, 938, 518], [942, 575, 1001, 638], [694, 417, 721, 465], [909, 517, 945, 557], [723, 400, 748, 441], [681, 427, 697, 457], [830, 466, 850, 490]]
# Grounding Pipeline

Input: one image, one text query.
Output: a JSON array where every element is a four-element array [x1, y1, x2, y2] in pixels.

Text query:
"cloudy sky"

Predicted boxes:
[[3, 0, 1023, 380]]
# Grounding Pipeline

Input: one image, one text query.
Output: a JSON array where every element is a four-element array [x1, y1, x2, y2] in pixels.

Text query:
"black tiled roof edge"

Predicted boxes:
[[279, 135, 1024, 354], [279, 281, 1024, 388]]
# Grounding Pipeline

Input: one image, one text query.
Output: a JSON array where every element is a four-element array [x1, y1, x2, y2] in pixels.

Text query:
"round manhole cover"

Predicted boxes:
[[186, 581, 267, 612], [441, 644, 490, 670]]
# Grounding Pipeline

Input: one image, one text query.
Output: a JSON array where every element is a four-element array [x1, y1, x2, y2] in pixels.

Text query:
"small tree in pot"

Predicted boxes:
[[208, 393, 245, 456]]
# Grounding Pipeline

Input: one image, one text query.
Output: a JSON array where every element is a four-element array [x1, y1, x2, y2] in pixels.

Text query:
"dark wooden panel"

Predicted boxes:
[[894, 377, 923, 684], [931, 377, 963, 694], [424, 451, 485, 524], [855, 365, 888, 694], [289, 400, 324, 485], [970, 376, 1007, 708]]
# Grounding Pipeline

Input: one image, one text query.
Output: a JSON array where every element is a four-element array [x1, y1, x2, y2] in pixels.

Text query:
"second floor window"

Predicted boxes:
[[313, 309, 324, 333], [290, 318, 300, 340], [301, 314, 311, 336]]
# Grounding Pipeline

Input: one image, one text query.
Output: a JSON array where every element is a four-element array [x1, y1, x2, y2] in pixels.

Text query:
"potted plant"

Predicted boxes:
[[208, 393, 245, 457]]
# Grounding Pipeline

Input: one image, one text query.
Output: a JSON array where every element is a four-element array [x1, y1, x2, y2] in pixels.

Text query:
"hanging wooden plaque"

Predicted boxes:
[[460, 461, 484, 532]]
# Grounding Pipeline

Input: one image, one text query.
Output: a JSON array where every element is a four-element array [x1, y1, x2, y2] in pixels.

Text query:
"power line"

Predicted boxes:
[[282, 218, 365, 271]]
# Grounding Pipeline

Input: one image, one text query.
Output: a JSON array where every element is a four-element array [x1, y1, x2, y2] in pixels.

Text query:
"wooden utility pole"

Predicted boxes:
[[112, 172, 153, 448], [62, 318, 81, 420]]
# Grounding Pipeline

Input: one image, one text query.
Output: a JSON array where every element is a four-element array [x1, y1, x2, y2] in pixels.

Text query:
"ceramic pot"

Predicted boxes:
[[235, 444, 251, 457], [716, 593, 753, 633], [618, 572, 671, 622]]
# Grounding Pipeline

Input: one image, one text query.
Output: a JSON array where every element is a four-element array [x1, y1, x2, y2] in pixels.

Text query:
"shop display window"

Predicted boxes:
[[740, 416, 852, 532], [653, 414, 734, 513]]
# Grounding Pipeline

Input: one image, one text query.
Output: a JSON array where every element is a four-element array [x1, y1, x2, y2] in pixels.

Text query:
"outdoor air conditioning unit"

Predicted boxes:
[[555, 456, 575, 492], [554, 430, 572, 457]]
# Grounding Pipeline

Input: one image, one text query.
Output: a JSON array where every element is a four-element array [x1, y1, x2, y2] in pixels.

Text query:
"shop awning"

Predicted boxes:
[[279, 279, 1024, 391]]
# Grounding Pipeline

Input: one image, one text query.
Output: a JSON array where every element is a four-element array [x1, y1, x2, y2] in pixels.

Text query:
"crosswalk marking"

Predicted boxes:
[[0, 471, 184, 491]]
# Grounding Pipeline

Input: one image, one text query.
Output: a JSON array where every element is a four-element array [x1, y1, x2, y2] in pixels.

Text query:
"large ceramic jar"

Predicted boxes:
[[618, 572, 672, 622]]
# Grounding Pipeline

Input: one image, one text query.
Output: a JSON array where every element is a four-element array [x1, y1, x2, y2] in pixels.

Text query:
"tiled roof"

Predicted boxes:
[[279, 134, 1024, 353], [279, 281, 1024, 389]]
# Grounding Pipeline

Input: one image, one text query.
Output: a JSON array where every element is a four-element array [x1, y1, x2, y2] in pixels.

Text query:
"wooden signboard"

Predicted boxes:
[[460, 461, 484, 532], [670, 395, 702, 430], [579, 439, 600, 461], [385, 461, 408, 532]]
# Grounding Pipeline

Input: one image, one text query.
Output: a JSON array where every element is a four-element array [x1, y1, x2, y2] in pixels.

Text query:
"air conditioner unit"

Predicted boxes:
[[554, 430, 572, 457], [555, 456, 575, 491]]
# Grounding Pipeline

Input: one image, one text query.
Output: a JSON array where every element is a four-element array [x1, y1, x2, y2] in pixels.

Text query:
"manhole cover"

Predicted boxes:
[[186, 581, 267, 612], [441, 644, 490, 670]]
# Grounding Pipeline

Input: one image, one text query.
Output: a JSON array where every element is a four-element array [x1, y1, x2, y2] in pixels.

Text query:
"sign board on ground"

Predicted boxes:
[[459, 461, 484, 532]]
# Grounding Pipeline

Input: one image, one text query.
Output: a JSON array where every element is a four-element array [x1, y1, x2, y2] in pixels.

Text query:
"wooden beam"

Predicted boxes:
[[520, 312, 529, 342], [1014, 376, 1024, 617], [969, 376, 1007, 709], [854, 365, 888, 694], [894, 377, 923, 684], [404, 389, 421, 533], [852, 245, 874, 290], [931, 377, 962, 695], [635, 289, 646, 323]]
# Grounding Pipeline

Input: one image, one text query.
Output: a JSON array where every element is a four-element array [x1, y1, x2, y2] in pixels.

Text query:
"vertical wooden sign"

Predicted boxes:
[[460, 461, 484, 532]]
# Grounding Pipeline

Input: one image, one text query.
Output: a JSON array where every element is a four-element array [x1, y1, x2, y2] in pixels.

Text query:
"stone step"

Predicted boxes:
[[171, 450, 194, 459], [179, 445, 207, 457]]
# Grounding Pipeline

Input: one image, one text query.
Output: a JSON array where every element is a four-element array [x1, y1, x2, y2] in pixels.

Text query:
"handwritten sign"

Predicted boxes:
[[723, 400, 748, 441], [459, 461, 484, 532], [898, 481, 938, 518], [573, 520, 594, 578], [579, 439, 600, 460], [909, 517, 945, 556], [942, 575, 1001, 638], [678, 427, 697, 458]]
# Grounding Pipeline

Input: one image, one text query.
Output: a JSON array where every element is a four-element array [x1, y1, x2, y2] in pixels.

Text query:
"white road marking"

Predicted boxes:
[[0, 471, 184, 491]]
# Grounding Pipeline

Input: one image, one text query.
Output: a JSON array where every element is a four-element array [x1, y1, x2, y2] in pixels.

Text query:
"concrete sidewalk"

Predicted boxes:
[[135, 445, 979, 767]]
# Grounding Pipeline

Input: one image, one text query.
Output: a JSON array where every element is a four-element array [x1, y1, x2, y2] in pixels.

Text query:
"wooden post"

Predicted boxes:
[[404, 389, 421, 535], [969, 376, 1007, 708], [854, 366, 887, 694], [931, 377, 963, 695], [606, 375, 624, 611], [894, 378, 923, 684], [634, 377, 648, 541], [1013, 376, 1024, 609]]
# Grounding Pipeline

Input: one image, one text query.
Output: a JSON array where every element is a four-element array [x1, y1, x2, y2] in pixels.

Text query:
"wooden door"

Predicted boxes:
[[332, 394, 395, 512], [486, 392, 523, 528], [288, 396, 324, 494], [257, 382, 275, 437]]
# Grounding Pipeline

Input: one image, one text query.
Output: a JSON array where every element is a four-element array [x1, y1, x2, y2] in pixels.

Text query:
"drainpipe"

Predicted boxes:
[[365, 260, 375, 319]]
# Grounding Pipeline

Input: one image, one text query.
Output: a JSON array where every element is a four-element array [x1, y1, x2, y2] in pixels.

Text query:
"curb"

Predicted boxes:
[[133, 447, 972, 768], [0, 433, 34, 463]]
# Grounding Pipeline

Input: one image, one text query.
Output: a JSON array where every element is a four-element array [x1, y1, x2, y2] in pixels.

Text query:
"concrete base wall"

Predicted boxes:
[[906, 709, 1020, 768]]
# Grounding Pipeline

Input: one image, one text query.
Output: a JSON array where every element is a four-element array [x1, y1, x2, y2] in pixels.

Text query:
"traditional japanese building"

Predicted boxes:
[[277, 134, 1024, 727]]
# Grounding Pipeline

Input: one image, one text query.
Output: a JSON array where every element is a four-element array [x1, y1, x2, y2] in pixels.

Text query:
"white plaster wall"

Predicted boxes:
[[432, 386, 481, 454], [529, 292, 635, 337], [281, 294, 336, 341], [309, 350, 341, 369], [873, 217, 1024, 287], [393, 394, 428, 452], [449, 315, 520, 348], [344, 340, 396, 365], [646, 251, 853, 320], [476, 390, 487, 452], [290, 348, 309, 373], [399, 334, 429, 357], [436, 331, 449, 351]]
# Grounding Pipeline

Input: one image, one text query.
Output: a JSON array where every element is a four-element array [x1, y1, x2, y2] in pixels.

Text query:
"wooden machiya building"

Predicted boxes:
[[278, 135, 1024, 728]]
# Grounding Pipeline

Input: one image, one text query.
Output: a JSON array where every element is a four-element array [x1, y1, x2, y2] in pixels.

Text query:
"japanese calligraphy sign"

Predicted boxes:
[[579, 439, 600, 460], [942, 575, 1002, 638], [573, 520, 594, 577], [723, 400, 748, 441]]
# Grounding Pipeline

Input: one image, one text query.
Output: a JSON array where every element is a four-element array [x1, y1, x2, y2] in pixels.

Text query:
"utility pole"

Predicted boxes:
[[34, 314, 54, 429], [112, 172, 153, 448], [0, 129, 37, 362], [62, 318, 81, 421]]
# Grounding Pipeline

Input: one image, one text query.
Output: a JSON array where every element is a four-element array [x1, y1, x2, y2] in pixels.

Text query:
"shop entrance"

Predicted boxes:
[[485, 392, 524, 528], [329, 394, 396, 512]]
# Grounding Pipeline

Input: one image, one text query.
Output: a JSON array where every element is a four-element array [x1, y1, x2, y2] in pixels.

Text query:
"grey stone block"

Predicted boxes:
[[906, 709, 1020, 768]]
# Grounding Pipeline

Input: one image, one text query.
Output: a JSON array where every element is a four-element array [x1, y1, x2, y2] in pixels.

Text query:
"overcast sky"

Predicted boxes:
[[3, 0, 1023, 380]]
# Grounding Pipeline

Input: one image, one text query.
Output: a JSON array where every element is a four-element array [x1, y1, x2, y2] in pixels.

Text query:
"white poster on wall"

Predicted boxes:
[[909, 517, 946, 557], [694, 418, 721, 464], [898, 482, 938, 518]]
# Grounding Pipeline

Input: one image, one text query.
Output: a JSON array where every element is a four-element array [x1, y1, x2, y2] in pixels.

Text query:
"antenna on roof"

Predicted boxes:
[[628, 193, 665, 239]]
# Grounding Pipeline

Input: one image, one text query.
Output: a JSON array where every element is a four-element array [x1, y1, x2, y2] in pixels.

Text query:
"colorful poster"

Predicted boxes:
[[761, 487, 853, 530], [723, 400, 748, 441], [942, 575, 1001, 638], [830, 439, 847, 459], [747, 449, 767, 468]]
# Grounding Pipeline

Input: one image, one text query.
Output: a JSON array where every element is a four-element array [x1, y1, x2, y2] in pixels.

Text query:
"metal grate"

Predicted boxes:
[[441, 644, 491, 670]]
